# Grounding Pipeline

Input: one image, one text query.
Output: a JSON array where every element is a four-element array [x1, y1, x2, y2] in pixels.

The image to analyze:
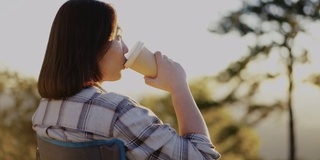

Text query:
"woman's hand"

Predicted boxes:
[[144, 52, 187, 93]]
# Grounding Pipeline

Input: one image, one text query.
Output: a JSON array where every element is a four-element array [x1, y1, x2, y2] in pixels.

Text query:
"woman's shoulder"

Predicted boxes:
[[93, 91, 140, 109]]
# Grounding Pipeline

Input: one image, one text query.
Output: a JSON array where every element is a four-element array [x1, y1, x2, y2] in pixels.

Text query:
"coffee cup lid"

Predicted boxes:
[[124, 41, 144, 68]]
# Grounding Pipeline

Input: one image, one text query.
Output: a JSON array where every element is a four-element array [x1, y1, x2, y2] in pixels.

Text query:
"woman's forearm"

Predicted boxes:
[[170, 82, 210, 137]]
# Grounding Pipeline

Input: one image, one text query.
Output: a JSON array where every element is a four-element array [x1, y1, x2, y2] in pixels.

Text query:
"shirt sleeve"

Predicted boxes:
[[112, 99, 221, 160]]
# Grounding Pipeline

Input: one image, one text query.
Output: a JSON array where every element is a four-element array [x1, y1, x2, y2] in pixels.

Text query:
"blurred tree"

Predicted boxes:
[[209, 0, 320, 160], [305, 73, 320, 87], [140, 78, 261, 160], [0, 70, 40, 160]]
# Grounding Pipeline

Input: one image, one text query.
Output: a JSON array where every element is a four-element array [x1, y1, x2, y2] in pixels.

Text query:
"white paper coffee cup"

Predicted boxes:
[[124, 41, 157, 78]]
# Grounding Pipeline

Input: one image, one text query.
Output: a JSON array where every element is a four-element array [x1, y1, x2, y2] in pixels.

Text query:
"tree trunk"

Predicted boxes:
[[288, 53, 296, 160]]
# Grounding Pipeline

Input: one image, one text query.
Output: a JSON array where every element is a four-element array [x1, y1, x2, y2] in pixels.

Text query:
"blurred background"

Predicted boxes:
[[1, 0, 320, 160]]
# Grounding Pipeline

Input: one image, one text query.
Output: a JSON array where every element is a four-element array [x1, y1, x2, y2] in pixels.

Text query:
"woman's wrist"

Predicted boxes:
[[168, 80, 189, 95]]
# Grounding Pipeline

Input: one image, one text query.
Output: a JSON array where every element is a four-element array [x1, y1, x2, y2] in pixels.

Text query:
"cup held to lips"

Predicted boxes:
[[124, 41, 157, 78]]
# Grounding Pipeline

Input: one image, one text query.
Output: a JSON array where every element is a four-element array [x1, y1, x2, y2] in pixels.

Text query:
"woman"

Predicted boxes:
[[32, 0, 220, 159]]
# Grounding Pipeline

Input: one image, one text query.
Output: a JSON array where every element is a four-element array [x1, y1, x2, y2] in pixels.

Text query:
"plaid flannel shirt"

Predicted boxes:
[[32, 86, 220, 160]]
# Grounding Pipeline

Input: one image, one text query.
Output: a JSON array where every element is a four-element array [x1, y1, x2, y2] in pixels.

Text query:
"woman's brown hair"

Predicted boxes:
[[38, 0, 117, 99]]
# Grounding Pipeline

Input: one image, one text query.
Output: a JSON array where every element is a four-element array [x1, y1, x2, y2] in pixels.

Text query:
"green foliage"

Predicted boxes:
[[0, 70, 40, 160], [304, 73, 320, 88]]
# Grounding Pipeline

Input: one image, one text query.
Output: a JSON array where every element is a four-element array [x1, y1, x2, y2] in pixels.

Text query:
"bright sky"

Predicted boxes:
[[1, 1, 320, 159]]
